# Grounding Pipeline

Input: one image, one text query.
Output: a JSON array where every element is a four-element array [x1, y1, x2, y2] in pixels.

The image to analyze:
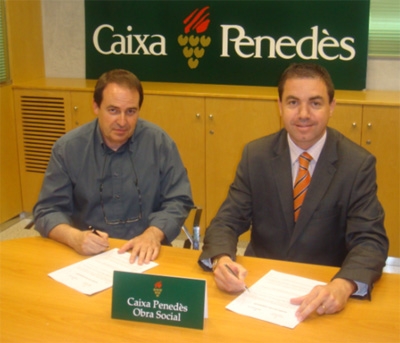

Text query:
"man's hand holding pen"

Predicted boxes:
[[212, 255, 249, 293], [82, 226, 109, 254], [48, 224, 109, 256]]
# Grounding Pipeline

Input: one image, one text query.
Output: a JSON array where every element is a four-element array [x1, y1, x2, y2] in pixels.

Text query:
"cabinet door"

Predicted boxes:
[[70, 91, 95, 128], [14, 89, 72, 212], [140, 95, 206, 232], [205, 98, 281, 233], [362, 105, 399, 257], [329, 104, 362, 144], [1, 85, 22, 221]]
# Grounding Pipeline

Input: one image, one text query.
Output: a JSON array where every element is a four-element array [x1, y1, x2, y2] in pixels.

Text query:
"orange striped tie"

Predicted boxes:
[[293, 152, 312, 222]]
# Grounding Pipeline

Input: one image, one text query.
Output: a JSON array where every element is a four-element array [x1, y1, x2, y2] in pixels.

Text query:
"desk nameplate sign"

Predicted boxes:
[[112, 271, 207, 330]]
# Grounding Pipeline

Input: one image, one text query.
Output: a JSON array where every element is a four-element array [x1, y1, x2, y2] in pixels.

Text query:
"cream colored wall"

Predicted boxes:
[[367, 58, 400, 91], [41, 0, 85, 78]]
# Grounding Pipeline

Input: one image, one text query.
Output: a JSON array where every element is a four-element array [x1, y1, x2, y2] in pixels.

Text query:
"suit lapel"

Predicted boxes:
[[272, 131, 295, 232], [288, 128, 339, 249]]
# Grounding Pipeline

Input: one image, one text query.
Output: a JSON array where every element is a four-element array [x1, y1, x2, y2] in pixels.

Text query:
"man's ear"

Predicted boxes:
[[92, 100, 99, 115], [329, 98, 336, 117], [278, 99, 283, 117]]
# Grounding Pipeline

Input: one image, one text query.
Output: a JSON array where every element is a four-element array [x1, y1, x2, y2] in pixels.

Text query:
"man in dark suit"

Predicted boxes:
[[198, 63, 388, 322]]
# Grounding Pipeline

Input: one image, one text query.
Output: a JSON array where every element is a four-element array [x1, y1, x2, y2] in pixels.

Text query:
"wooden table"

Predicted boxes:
[[1, 237, 399, 342]]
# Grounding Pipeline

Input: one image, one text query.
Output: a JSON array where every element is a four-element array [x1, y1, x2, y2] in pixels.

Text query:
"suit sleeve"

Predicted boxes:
[[333, 153, 388, 298], [198, 144, 253, 270]]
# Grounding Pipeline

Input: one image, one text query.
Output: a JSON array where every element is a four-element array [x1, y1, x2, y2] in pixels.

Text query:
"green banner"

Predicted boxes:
[[85, 0, 370, 90], [112, 272, 207, 330]]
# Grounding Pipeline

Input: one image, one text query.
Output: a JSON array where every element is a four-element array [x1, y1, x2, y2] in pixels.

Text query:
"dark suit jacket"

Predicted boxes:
[[199, 128, 388, 296]]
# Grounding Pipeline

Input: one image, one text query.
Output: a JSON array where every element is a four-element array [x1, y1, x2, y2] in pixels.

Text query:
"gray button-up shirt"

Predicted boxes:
[[34, 118, 194, 243]]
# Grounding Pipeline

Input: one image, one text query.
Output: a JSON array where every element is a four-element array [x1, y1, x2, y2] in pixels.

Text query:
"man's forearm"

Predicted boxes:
[[144, 226, 165, 243], [49, 224, 81, 250]]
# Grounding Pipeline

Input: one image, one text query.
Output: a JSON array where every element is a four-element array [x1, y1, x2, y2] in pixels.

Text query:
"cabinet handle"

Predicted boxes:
[[352, 122, 357, 127], [367, 122, 372, 128], [209, 130, 215, 135], [74, 106, 78, 111], [196, 113, 200, 118], [366, 139, 371, 145], [209, 114, 213, 119]]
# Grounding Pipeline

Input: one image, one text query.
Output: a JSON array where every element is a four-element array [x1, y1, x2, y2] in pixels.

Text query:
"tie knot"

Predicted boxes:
[[299, 152, 312, 169]]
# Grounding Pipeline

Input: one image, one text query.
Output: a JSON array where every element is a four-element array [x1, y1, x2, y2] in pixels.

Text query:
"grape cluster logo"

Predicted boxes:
[[153, 281, 163, 297], [177, 6, 211, 69]]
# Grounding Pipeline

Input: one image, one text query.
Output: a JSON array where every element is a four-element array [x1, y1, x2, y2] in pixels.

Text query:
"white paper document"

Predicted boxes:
[[226, 270, 326, 329], [49, 248, 158, 295]]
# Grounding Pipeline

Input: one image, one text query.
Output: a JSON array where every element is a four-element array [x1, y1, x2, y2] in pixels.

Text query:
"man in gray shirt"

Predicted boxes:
[[34, 69, 193, 264]]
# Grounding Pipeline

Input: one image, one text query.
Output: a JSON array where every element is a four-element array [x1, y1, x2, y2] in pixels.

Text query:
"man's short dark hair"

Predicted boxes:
[[93, 69, 144, 108], [278, 63, 335, 103]]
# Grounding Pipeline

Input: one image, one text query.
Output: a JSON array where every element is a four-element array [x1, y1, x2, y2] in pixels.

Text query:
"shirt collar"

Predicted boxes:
[[288, 130, 327, 165], [95, 119, 135, 154]]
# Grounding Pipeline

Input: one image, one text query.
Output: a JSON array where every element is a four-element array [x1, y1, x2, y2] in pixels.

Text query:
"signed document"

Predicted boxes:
[[49, 248, 158, 295], [226, 270, 326, 329]]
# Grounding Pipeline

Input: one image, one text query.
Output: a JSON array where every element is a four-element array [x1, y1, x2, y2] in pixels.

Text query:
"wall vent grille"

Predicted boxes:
[[20, 95, 66, 173]]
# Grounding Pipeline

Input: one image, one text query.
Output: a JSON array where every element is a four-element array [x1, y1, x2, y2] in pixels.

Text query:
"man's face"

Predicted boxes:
[[278, 77, 335, 150], [93, 83, 140, 151]]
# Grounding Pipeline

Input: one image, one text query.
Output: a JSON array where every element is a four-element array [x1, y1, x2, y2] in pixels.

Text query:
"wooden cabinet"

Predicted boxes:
[[14, 89, 73, 211], [13, 89, 93, 212], [140, 95, 206, 230], [71, 91, 95, 128], [139, 96, 400, 252], [141, 96, 281, 234], [329, 103, 399, 257], [329, 104, 362, 144], [12, 80, 400, 256], [205, 98, 281, 229], [361, 106, 399, 257], [0, 85, 23, 222]]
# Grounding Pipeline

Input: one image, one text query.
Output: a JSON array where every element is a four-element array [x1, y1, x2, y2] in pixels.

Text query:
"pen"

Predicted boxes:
[[224, 264, 250, 292], [88, 226, 100, 236]]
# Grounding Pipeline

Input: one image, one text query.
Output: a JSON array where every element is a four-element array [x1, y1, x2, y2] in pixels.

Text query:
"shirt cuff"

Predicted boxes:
[[201, 258, 213, 271], [353, 281, 368, 297]]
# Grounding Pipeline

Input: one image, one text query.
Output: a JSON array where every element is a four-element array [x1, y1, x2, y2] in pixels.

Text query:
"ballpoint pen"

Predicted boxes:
[[88, 226, 101, 236], [224, 264, 250, 292], [88, 226, 110, 249]]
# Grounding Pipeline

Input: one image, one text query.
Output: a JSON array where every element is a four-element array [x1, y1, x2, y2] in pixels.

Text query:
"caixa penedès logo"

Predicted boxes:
[[177, 6, 211, 69], [91, 5, 212, 70], [91, 4, 357, 68]]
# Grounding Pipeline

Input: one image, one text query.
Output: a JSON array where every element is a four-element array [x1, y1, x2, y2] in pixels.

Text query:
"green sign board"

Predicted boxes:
[[85, 0, 370, 90], [112, 271, 207, 330]]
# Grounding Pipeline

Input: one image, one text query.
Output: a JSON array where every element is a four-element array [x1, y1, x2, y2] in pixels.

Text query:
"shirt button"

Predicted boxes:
[[114, 194, 120, 199]]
